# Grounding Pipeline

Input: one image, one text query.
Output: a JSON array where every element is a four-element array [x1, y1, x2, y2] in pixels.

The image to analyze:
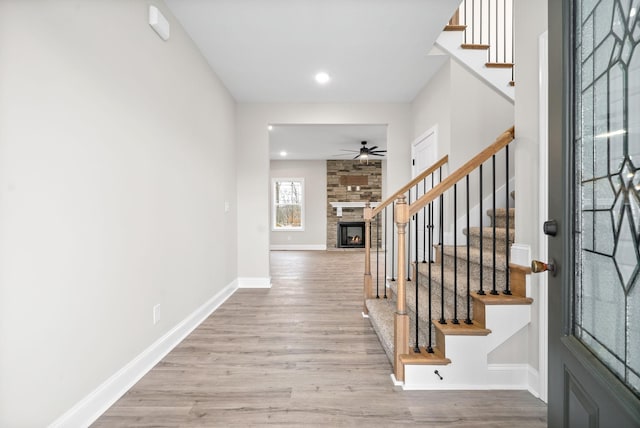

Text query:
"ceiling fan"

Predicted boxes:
[[337, 141, 387, 163]]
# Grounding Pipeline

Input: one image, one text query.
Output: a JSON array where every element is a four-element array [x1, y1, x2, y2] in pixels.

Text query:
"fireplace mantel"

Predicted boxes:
[[329, 201, 380, 217]]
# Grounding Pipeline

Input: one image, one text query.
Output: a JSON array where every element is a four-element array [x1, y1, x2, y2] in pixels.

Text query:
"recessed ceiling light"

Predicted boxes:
[[280, 151, 287, 157], [268, 125, 273, 131], [315, 72, 331, 85]]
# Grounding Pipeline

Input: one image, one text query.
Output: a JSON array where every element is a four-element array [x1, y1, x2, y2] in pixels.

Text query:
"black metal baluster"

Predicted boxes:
[[439, 190, 446, 325], [504, 145, 511, 295], [491, 155, 498, 295], [488, 0, 491, 62], [464, 0, 468, 43], [504, 0, 507, 63], [407, 188, 412, 282], [496, 0, 499, 63], [478, 164, 485, 295], [510, 0, 514, 82], [391, 202, 396, 282], [479, 0, 483, 45], [376, 214, 380, 298], [427, 200, 434, 353], [414, 210, 420, 353], [384, 207, 388, 298], [453, 183, 459, 324], [465, 175, 472, 324], [472, 0, 475, 44], [422, 177, 427, 263]]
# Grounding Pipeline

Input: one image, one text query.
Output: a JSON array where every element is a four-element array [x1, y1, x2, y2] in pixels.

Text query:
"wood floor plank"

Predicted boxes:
[[93, 250, 546, 427]]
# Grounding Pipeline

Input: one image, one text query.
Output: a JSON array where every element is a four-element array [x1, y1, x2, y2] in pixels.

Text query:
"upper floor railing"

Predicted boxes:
[[449, 0, 514, 81]]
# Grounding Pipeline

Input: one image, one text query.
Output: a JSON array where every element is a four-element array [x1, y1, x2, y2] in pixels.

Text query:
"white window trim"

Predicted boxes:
[[271, 177, 305, 231]]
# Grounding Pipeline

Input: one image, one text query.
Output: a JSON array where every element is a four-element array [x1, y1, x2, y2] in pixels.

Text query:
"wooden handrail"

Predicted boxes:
[[408, 126, 515, 217], [371, 155, 449, 218]]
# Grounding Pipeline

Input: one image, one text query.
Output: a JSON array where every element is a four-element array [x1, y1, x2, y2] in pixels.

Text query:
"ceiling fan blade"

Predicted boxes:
[[353, 154, 360, 160], [368, 146, 378, 151], [339, 149, 360, 153], [370, 153, 385, 156], [370, 149, 387, 154]]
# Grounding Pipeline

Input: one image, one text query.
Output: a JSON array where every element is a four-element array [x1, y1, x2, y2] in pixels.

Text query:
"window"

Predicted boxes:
[[272, 178, 304, 231]]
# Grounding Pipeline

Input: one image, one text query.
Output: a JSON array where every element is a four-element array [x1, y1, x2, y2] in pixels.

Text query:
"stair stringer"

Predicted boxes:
[[402, 303, 531, 390], [435, 31, 514, 102]]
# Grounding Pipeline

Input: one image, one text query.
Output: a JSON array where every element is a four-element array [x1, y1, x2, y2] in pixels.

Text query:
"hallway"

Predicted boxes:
[[94, 251, 546, 426]]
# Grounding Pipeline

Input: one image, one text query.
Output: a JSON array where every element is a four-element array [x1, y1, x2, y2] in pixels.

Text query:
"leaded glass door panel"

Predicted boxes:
[[548, 0, 640, 426]]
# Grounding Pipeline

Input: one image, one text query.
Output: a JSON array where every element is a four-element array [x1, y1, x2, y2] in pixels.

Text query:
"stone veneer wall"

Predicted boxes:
[[327, 160, 382, 249]]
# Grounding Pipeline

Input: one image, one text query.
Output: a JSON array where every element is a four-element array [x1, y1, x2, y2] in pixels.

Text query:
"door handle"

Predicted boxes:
[[531, 259, 556, 276]]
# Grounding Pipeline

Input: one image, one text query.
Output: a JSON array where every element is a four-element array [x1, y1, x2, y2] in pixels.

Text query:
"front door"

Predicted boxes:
[[547, 0, 640, 426]]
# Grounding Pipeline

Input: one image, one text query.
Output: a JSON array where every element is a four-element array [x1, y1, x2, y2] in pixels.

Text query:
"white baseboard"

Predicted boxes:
[[237, 277, 272, 288], [49, 280, 239, 428], [527, 365, 541, 399], [270, 244, 327, 251], [390, 374, 404, 387], [486, 363, 530, 389]]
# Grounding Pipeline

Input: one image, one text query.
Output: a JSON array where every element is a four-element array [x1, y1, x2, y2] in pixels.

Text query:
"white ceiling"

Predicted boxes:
[[269, 124, 388, 160], [163, 0, 458, 159], [164, 0, 458, 103]]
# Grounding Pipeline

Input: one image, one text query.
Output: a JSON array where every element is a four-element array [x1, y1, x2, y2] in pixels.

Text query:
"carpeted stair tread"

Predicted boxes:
[[486, 207, 515, 228], [366, 294, 432, 363], [465, 227, 514, 254], [416, 261, 493, 299], [389, 276, 472, 327], [365, 298, 396, 364], [440, 244, 509, 272]]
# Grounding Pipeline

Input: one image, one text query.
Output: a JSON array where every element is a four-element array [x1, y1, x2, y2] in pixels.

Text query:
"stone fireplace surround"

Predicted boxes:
[[326, 160, 382, 249]]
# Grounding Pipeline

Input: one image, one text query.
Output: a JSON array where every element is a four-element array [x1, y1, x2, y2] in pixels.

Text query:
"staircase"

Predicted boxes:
[[366, 202, 533, 388], [362, 127, 533, 389], [435, 0, 515, 100]]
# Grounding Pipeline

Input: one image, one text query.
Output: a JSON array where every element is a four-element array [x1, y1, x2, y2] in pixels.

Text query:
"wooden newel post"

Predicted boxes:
[[363, 203, 373, 313], [394, 195, 410, 382]]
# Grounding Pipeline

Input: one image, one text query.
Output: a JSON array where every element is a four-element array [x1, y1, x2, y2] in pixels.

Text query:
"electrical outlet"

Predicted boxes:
[[153, 304, 161, 325]]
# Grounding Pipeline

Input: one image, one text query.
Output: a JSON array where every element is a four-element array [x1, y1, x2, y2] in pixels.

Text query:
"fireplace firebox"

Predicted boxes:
[[337, 221, 366, 248]]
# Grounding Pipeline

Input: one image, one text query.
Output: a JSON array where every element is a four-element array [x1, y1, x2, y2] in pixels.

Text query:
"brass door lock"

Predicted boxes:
[[531, 259, 556, 276]]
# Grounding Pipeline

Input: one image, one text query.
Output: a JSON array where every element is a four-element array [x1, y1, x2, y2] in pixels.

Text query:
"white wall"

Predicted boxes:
[[0, 1, 237, 426], [450, 60, 514, 171], [270, 160, 327, 249], [412, 61, 452, 161], [514, 0, 548, 378], [236, 103, 412, 279]]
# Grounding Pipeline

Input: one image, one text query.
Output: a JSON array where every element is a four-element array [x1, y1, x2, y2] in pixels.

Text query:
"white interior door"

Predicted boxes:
[[412, 126, 439, 263]]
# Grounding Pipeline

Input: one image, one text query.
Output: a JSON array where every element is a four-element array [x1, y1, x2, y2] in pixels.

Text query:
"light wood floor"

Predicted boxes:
[[94, 251, 547, 427]]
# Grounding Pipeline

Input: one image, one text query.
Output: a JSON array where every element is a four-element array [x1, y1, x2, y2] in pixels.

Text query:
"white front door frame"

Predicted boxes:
[[537, 30, 549, 404]]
